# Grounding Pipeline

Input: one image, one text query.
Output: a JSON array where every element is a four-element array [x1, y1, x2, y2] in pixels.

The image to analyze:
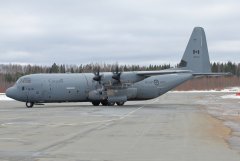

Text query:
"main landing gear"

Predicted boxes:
[[116, 102, 125, 106], [92, 100, 125, 106], [92, 101, 100, 106], [26, 102, 34, 108]]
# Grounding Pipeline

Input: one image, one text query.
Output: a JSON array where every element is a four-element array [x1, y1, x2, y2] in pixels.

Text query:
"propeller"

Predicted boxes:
[[112, 65, 121, 82], [93, 66, 102, 83]]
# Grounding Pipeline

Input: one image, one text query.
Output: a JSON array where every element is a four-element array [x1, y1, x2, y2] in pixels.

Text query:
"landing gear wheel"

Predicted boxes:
[[101, 100, 108, 106], [108, 102, 115, 106], [116, 102, 125, 106], [92, 101, 100, 106], [26, 102, 34, 108]]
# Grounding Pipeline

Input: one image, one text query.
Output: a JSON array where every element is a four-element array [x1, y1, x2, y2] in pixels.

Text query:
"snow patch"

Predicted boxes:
[[0, 93, 14, 101], [221, 94, 240, 99], [172, 87, 240, 93]]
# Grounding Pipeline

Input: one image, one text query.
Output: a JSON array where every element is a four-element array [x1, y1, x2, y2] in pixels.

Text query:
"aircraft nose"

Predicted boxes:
[[6, 87, 16, 99]]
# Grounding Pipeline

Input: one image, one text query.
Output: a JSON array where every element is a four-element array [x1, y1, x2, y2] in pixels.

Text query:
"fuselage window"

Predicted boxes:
[[22, 86, 25, 91]]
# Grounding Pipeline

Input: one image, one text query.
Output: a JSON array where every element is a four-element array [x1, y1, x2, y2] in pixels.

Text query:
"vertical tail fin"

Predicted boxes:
[[179, 27, 211, 73]]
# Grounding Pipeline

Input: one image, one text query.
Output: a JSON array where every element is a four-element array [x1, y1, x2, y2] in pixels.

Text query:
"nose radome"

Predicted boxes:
[[6, 87, 15, 99]]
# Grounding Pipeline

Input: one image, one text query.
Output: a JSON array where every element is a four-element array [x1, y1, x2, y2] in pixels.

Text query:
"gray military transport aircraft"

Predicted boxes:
[[6, 27, 227, 108]]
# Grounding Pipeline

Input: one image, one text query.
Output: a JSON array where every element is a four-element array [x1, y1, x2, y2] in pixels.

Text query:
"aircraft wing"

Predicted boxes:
[[192, 72, 232, 76], [136, 70, 232, 77], [136, 70, 192, 77]]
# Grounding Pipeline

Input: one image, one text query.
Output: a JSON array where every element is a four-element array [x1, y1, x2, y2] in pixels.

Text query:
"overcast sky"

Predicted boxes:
[[0, 0, 240, 66]]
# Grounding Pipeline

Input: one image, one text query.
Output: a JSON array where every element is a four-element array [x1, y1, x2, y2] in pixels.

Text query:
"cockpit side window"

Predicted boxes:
[[17, 77, 32, 84], [16, 78, 22, 84]]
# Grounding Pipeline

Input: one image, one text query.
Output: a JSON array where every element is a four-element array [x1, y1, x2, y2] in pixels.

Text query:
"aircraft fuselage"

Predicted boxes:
[[6, 72, 193, 104]]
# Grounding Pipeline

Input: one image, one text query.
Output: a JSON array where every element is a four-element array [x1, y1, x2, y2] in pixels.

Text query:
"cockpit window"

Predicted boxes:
[[16, 79, 22, 84], [17, 78, 31, 84]]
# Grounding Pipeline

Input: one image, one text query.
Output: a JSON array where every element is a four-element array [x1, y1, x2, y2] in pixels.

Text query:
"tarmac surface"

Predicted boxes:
[[0, 92, 240, 161]]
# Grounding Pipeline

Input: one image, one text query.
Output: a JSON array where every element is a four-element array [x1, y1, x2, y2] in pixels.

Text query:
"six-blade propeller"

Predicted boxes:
[[93, 67, 102, 83], [92, 65, 122, 84], [112, 65, 121, 82]]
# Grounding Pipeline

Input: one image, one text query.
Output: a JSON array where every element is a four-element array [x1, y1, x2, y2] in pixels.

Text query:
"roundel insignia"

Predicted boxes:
[[154, 80, 159, 86]]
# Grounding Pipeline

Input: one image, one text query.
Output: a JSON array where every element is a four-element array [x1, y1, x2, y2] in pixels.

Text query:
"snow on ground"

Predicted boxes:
[[0, 93, 13, 101], [221, 94, 240, 99], [171, 87, 240, 93], [171, 87, 240, 100]]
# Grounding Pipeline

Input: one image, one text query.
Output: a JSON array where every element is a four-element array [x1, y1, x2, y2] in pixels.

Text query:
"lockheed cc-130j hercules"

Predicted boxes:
[[6, 27, 227, 108]]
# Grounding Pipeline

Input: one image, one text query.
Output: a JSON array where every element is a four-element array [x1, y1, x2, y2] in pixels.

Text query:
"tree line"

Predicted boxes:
[[0, 62, 240, 92], [0, 62, 239, 83], [0, 63, 172, 83]]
